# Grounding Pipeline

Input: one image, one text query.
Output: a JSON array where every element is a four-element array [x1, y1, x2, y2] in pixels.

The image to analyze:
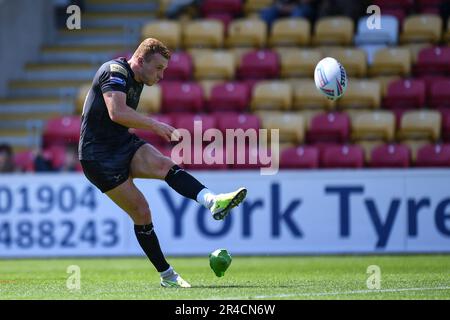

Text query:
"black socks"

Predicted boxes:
[[164, 165, 206, 201], [134, 223, 170, 273]]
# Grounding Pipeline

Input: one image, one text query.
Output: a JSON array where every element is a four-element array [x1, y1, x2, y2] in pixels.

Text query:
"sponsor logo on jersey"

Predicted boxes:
[[109, 76, 126, 86], [110, 64, 128, 77]]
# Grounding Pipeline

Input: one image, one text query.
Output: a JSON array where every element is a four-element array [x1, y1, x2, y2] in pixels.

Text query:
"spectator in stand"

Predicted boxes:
[[0, 144, 16, 173], [441, 0, 450, 23], [260, 0, 318, 27], [317, 0, 370, 22], [59, 145, 79, 172], [165, 0, 199, 19], [33, 148, 55, 172], [53, 0, 85, 29]]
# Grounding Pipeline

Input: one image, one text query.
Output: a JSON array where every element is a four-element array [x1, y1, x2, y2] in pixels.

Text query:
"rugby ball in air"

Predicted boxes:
[[314, 57, 348, 101]]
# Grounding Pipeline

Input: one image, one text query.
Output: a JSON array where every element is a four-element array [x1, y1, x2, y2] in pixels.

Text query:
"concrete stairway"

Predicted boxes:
[[0, 0, 159, 150]]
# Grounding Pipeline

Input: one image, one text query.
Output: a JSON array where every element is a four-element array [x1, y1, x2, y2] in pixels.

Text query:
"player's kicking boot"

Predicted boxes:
[[160, 267, 191, 288], [210, 187, 247, 220]]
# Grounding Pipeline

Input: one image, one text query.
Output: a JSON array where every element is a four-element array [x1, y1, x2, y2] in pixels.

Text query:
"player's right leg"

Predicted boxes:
[[130, 143, 247, 220], [105, 177, 191, 288]]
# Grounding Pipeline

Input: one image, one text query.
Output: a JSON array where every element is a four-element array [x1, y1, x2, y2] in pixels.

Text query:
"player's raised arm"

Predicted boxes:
[[102, 91, 175, 142]]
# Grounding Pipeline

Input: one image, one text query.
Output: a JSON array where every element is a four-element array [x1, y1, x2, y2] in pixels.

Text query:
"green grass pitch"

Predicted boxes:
[[0, 255, 449, 300]]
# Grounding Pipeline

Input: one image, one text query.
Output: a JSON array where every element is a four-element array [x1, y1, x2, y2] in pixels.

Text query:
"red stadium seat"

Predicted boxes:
[[160, 81, 204, 113], [201, 0, 243, 16], [370, 143, 411, 168], [237, 50, 280, 80], [171, 113, 217, 136], [208, 81, 250, 112], [414, 47, 450, 76], [381, 8, 406, 25], [373, 0, 414, 10], [215, 112, 260, 133], [163, 51, 193, 81], [43, 116, 81, 148], [415, 143, 450, 167], [280, 145, 320, 169], [321, 144, 365, 168], [383, 79, 426, 110], [306, 112, 351, 144], [132, 114, 173, 146], [13, 150, 35, 172], [428, 79, 450, 108], [438, 108, 450, 141]]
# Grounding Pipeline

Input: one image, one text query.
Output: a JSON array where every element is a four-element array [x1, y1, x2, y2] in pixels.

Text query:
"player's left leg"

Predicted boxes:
[[105, 177, 190, 288], [130, 143, 247, 220]]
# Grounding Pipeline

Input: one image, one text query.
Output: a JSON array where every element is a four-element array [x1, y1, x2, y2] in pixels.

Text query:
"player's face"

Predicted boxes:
[[140, 53, 168, 86]]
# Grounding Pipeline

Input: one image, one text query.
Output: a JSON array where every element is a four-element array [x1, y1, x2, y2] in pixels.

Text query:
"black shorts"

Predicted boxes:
[[80, 135, 147, 193]]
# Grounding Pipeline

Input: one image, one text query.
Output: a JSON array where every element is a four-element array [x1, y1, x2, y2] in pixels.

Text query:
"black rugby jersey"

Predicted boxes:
[[78, 57, 144, 160]]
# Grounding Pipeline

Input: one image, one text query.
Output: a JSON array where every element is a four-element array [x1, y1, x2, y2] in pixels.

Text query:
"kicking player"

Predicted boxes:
[[78, 38, 247, 288]]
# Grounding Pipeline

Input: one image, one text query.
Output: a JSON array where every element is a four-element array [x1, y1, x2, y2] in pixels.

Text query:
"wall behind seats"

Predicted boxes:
[[0, 0, 55, 96]]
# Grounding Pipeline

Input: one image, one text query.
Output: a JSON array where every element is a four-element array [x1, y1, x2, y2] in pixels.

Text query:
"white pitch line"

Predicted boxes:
[[218, 286, 450, 300]]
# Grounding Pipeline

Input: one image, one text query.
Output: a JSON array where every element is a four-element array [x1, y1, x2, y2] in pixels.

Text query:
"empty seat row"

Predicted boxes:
[[279, 142, 450, 169], [45, 108, 450, 155], [75, 76, 450, 117], [146, 13, 450, 51], [155, 142, 450, 169]]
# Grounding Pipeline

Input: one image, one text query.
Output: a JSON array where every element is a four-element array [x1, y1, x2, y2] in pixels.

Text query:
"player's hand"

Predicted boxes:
[[151, 120, 180, 142]]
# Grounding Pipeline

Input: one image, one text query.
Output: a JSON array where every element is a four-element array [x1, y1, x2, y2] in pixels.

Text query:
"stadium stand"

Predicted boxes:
[[2, 0, 450, 171]]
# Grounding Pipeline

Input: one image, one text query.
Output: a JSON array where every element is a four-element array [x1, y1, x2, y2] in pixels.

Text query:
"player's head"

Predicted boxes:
[[131, 38, 170, 86]]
